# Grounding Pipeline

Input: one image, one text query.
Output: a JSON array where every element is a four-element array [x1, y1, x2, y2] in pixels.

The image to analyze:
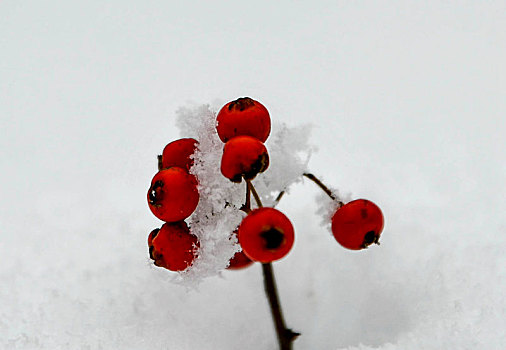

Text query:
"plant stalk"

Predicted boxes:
[[303, 172, 344, 207], [245, 179, 299, 350]]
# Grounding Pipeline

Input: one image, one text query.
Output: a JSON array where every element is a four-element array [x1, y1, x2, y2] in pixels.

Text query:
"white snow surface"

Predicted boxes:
[[1, 1, 505, 349]]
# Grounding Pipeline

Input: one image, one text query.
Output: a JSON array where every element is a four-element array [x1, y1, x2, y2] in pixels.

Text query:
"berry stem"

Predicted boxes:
[[246, 179, 299, 350], [262, 263, 300, 350], [241, 182, 252, 214], [157, 155, 163, 171], [274, 190, 285, 207], [246, 179, 263, 208], [303, 173, 344, 206]]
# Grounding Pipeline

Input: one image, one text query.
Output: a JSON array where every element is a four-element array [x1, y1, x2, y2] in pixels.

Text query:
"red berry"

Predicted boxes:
[[148, 228, 159, 247], [216, 97, 271, 143], [331, 199, 384, 250], [227, 250, 254, 270], [238, 208, 295, 263], [161, 138, 198, 171], [147, 167, 199, 222], [148, 221, 199, 271], [227, 229, 254, 270], [221, 135, 269, 183]]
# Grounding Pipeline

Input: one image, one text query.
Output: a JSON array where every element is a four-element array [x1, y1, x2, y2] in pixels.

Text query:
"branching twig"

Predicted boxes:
[[246, 179, 263, 208]]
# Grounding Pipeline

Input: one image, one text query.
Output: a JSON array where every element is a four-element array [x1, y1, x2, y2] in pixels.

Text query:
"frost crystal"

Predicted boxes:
[[172, 104, 314, 286], [314, 183, 351, 229]]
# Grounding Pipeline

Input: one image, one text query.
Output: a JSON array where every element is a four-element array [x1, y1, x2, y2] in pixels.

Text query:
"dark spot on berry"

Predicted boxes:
[[229, 97, 254, 111], [260, 228, 285, 250], [152, 251, 164, 266], [361, 231, 376, 248], [230, 173, 243, 183], [149, 245, 154, 260], [148, 180, 164, 205], [360, 208, 368, 219], [244, 152, 269, 180]]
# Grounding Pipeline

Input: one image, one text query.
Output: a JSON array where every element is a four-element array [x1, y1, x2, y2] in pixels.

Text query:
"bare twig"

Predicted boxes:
[[262, 263, 300, 350], [303, 173, 344, 207]]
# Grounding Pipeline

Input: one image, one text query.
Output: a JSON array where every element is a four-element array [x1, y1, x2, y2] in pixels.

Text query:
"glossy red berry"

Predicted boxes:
[[238, 207, 295, 263], [331, 199, 384, 250], [148, 221, 199, 271], [216, 97, 271, 143], [221, 135, 269, 183], [147, 167, 199, 222], [161, 138, 198, 171]]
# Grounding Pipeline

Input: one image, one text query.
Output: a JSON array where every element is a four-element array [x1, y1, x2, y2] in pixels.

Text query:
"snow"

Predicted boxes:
[[173, 104, 314, 285], [1, 1, 505, 349]]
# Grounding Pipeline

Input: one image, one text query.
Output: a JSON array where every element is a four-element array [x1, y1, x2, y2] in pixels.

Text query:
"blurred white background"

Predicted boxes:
[[1, 1, 505, 349]]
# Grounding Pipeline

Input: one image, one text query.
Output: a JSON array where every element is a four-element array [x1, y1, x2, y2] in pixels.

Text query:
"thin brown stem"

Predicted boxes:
[[303, 173, 344, 207], [273, 190, 285, 207], [157, 155, 163, 171], [262, 263, 300, 350], [245, 179, 299, 350], [246, 179, 263, 208], [241, 182, 252, 214]]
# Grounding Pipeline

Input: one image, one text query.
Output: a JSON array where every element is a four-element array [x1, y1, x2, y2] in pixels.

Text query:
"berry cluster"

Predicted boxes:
[[146, 97, 385, 273], [147, 138, 200, 271]]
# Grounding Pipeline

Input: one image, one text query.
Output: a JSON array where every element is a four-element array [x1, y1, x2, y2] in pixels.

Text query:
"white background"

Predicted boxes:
[[1, 1, 505, 349]]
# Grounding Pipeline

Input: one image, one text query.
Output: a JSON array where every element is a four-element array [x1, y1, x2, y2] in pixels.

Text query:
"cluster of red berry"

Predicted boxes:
[[146, 138, 200, 271], [146, 97, 385, 273]]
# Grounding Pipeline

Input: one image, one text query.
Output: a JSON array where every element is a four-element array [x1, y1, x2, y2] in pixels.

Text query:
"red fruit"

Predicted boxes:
[[238, 208, 295, 263], [331, 199, 384, 250], [161, 138, 198, 171], [148, 222, 199, 271], [148, 228, 160, 247], [216, 97, 271, 143], [227, 229, 254, 270], [221, 135, 269, 183], [227, 250, 254, 270], [147, 167, 199, 222]]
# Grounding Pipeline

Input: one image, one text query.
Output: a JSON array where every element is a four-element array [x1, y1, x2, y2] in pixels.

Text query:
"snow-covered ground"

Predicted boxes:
[[1, 1, 505, 349]]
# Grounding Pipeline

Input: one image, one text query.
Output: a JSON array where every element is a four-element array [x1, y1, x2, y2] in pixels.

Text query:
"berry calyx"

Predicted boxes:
[[216, 97, 271, 143], [147, 167, 199, 222], [238, 207, 295, 263], [161, 138, 198, 171], [221, 135, 269, 183], [331, 199, 384, 250], [148, 221, 199, 271]]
